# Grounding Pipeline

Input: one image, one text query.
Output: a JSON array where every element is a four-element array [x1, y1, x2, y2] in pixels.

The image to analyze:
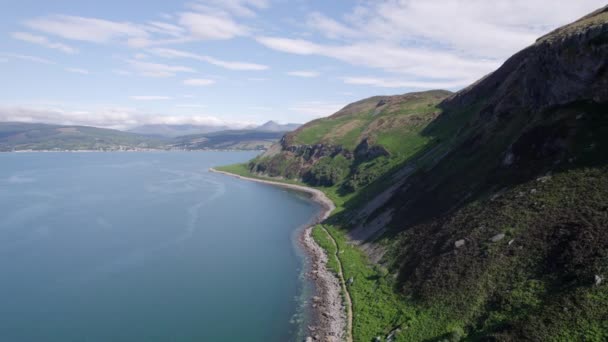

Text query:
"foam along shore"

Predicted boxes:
[[208, 168, 346, 342]]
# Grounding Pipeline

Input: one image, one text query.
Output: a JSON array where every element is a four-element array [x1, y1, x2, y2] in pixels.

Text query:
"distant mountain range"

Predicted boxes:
[[0, 121, 301, 151], [255, 120, 301, 132], [128, 121, 301, 137]]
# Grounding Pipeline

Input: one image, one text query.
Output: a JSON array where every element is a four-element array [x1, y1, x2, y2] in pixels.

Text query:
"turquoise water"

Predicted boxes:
[[0, 152, 319, 341]]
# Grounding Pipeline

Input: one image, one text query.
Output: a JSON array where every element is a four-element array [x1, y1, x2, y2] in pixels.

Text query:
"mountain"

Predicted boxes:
[[171, 129, 285, 150], [0, 122, 165, 151], [254, 120, 301, 132], [226, 6, 608, 341], [0, 121, 294, 151], [128, 124, 234, 137]]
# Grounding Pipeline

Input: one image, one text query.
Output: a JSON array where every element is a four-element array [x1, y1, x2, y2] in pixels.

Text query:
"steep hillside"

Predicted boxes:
[[225, 6, 608, 341], [249, 90, 452, 192], [0, 122, 165, 151]]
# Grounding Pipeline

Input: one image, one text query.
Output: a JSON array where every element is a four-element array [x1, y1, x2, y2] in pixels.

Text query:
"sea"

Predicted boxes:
[[0, 151, 320, 341]]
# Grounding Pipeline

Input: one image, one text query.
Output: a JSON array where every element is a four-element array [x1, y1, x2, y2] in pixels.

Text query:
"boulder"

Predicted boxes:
[[596, 274, 603, 286], [454, 239, 466, 248], [490, 233, 506, 242]]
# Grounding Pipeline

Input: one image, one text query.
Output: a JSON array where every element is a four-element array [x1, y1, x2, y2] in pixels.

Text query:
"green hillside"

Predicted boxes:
[[219, 5, 608, 341], [0, 122, 165, 151]]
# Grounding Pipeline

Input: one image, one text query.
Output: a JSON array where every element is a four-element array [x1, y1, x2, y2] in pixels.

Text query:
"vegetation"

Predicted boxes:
[[218, 8, 608, 341], [0, 122, 288, 151], [0, 122, 165, 151], [171, 130, 285, 150]]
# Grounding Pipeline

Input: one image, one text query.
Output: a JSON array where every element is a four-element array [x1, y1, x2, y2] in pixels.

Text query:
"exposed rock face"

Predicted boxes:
[[280, 137, 353, 161], [445, 6, 608, 114], [346, 6, 608, 340], [354, 138, 390, 162]]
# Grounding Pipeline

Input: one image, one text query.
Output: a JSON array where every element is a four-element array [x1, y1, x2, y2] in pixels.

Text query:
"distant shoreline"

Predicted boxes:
[[0, 149, 265, 153], [208, 168, 346, 341]]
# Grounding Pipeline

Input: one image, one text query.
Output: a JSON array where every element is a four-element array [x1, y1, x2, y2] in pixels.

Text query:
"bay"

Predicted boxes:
[[0, 151, 319, 341]]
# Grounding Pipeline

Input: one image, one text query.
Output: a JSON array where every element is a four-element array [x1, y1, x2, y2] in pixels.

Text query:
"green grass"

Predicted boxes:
[[318, 225, 466, 342], [311, 226, 340, 274]]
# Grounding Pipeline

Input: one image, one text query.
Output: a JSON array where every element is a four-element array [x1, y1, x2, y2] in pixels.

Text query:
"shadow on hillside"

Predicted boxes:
[[327, 100, 608, 248]]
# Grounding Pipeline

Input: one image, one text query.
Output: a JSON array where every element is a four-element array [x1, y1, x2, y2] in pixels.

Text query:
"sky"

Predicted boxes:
[[0, 0, 605, 130]]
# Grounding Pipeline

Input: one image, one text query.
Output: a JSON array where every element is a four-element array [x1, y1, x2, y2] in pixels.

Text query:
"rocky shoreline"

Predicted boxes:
[[208, 168, 345, 341]]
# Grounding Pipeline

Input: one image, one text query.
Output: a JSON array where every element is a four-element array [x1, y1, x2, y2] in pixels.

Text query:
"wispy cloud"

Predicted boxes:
[[178, 12, 248, 40], [149, 47, 268, 71], [0, 105, 254, 130], [257, 0, 606, 90], [257, 37, 496, 88], [175, 104, 207, 108], [12, 32, 77, 54], [65, 67, 90, 75], [25, 15, 149, 44], [112, 69, 133, 76], [343, 76, 472, 89], [0, 52, 55, 65], [306, 12, 358, 40], [189, 0, 270, 17], [129, 96, 173, 101], [288, 101, 344, 118], [286, 70, 320, 78], [183, 78, 215, 86], [127, 59, 195, 77]]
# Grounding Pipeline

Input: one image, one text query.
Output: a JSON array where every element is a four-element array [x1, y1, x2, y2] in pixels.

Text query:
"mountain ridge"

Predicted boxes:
[[223, 6, 608, 340]]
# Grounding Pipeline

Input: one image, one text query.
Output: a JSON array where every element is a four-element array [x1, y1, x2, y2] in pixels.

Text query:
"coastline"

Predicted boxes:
[[209, 168, 346, 342]]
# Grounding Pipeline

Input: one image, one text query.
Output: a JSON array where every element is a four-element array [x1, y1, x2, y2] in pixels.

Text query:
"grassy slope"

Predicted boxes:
[[218, 9, 608, 341]]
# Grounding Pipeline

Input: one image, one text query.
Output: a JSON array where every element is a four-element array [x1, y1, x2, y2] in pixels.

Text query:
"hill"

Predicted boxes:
[[0, 122, 165, 151], [171, 129, 286, 150], [0, 121, 298, 151], [220, 6, 608, 341], [255, 120, 301, 132], [127, 124, 234, 137]]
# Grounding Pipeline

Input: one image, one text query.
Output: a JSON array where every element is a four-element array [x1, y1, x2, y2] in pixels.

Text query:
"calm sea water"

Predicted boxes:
[[0, 152, 319, 341]]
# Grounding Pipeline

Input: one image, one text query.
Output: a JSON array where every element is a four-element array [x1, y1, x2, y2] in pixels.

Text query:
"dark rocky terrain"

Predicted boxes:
[[239, 6, 608, 340]]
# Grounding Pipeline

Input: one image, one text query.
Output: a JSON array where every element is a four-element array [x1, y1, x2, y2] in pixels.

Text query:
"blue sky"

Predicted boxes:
[[0, 0, 605, 129]]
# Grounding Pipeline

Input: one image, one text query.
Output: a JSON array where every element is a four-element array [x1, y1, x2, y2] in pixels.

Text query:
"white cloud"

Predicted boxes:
[[307, 12, 358, 40], [175, 104, 207, 108], [127, 59, 195, 77], [0, 52, 55, 65], [257, 37, 496, 87], [23, 15, 192, 48], [146, 21, 186, 37], [183, 78, 215, 86], [25, 15, 149, 44], [112, 69, 133, 76], [189, 0, 269, 17], [65, 67, 90, 75], [257, 1, 606, 90], [344, 0, 607, 59], [343, 77, 471, 89], [288, 101, 345, 118], [178, 12, 248, 40], [12, 32, 77, 54], [286, 70, 320, 78], [130, 96, 173, 101], [150, 48, 268, 71], [0, 105, 253, 130]]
